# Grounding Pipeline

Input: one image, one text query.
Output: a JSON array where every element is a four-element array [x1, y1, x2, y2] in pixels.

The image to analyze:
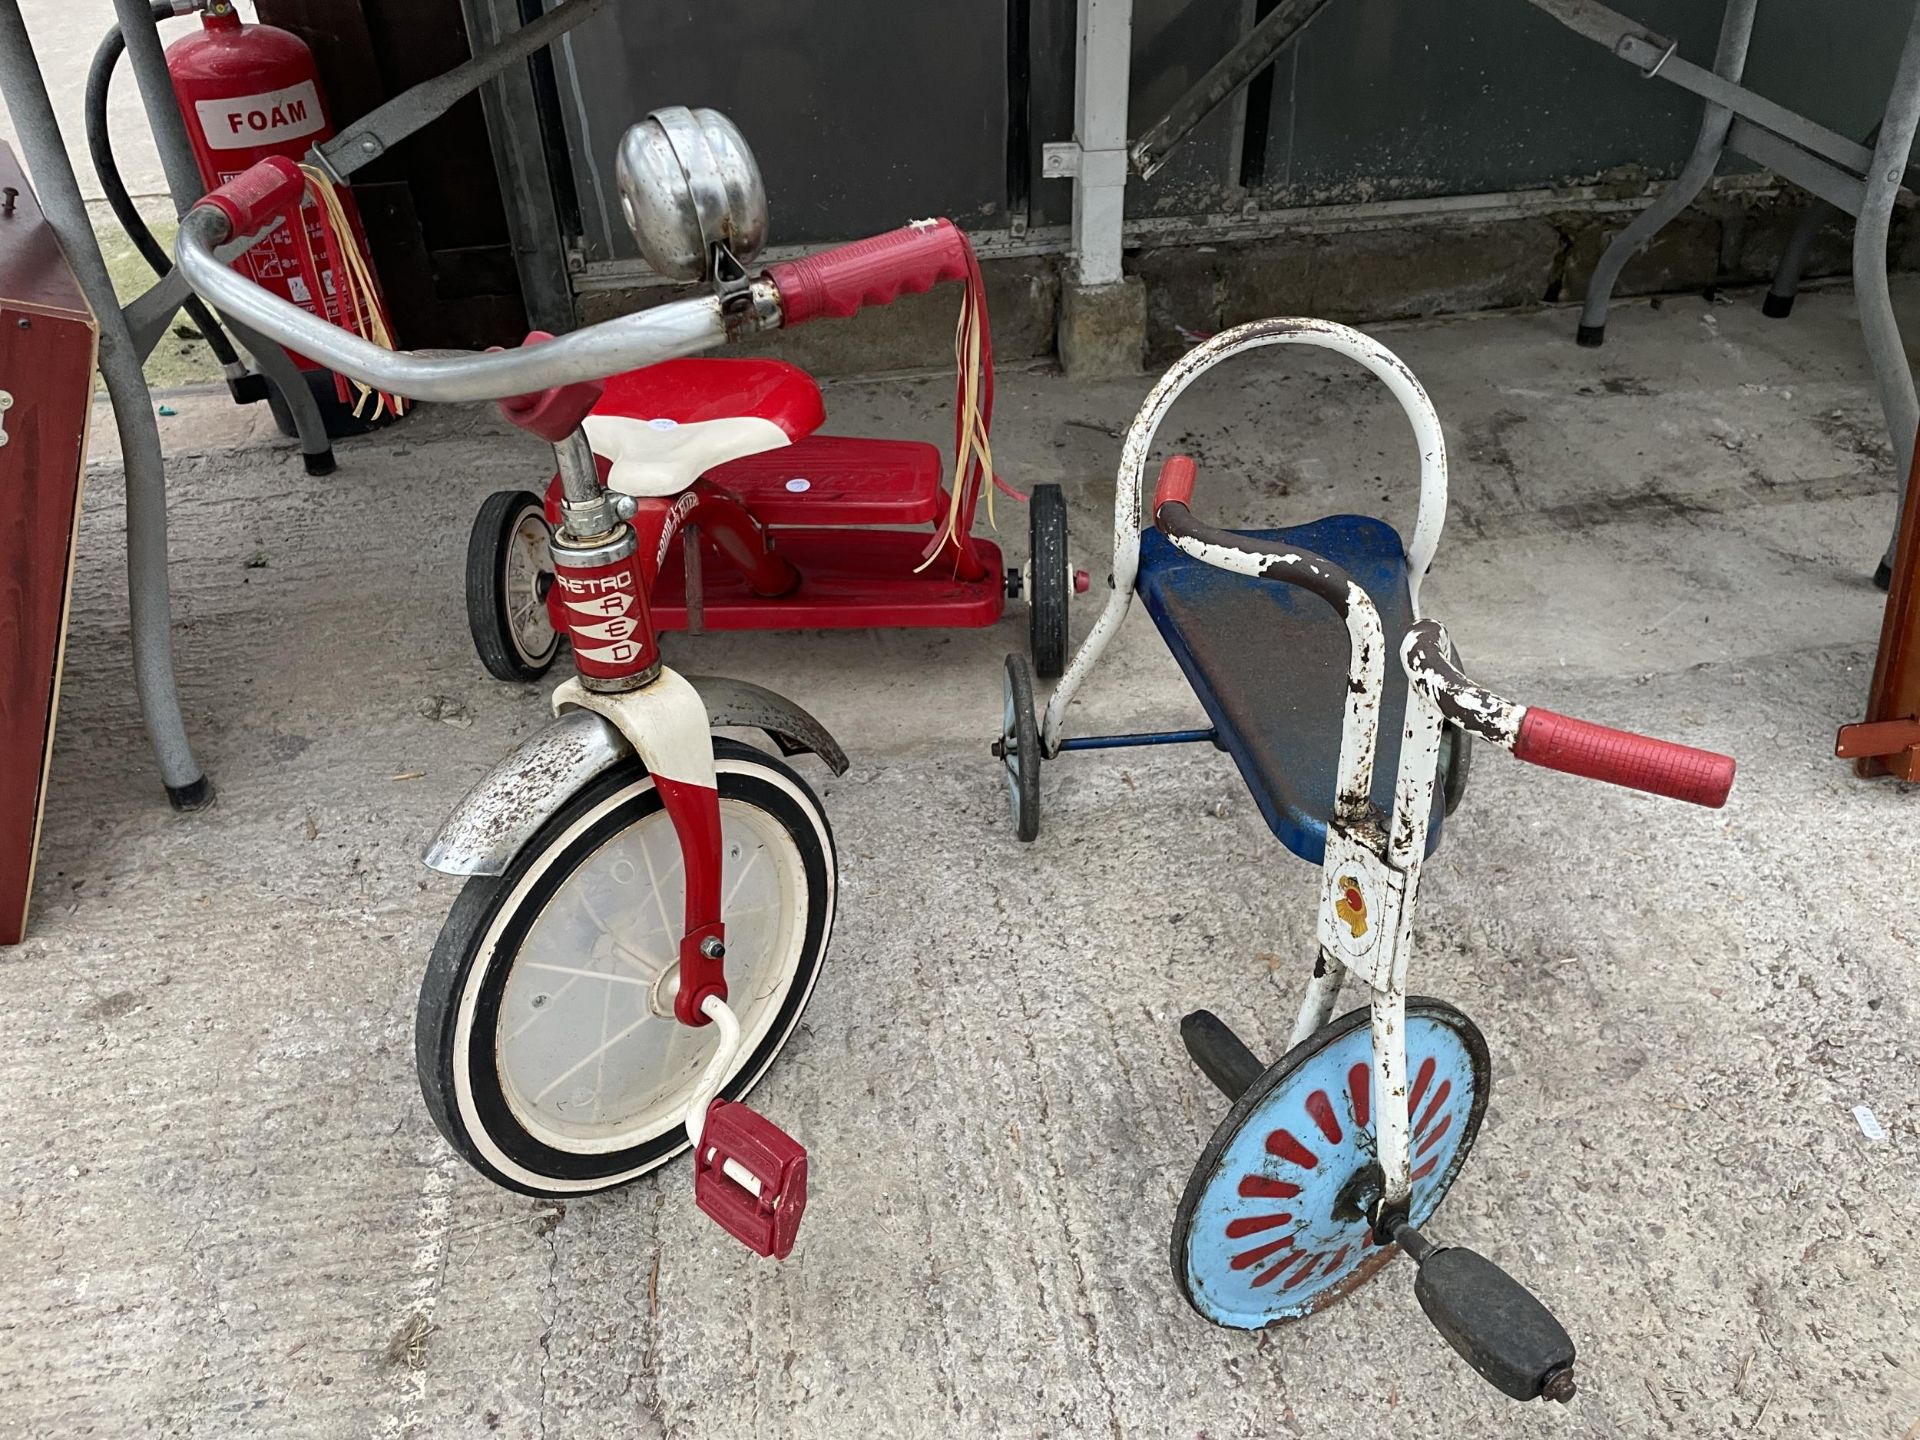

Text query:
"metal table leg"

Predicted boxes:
[[1576, 0, 1760, 347], [108, 0, 333, 477], [1762, 200, 1830, 320], [0, 0, 210, 806], [1850, 5, 1920, 583]]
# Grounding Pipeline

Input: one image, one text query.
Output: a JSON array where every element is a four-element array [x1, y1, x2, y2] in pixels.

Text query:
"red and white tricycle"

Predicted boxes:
[[462, 112, 1081, 687], [175, 106, 1003, 1258]]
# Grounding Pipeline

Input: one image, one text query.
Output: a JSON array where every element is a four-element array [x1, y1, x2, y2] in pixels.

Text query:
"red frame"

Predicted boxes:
[[541, 440, 1008, 635]]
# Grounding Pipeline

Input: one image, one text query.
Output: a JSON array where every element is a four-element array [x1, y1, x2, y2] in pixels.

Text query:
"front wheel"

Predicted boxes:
[[1171, 998, 1489, 1329], [415, 739, 836, 1197]]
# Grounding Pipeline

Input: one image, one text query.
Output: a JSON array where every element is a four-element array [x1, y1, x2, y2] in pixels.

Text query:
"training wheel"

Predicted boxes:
[[999, 653, 1041, 841], [468, 489, 561, 682], [1171, 998, 1489, 1328], [1027, 483, 1070, 679]]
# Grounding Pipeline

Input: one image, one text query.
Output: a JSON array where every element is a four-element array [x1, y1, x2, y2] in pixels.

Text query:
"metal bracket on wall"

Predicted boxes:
[[312, 0, 608, 184], [1128, 0, 1333, 180], [1041, 141, 1081, 178]]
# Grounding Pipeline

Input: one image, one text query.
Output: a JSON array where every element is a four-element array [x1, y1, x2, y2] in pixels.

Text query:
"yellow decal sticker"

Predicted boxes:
[[1335, 877, 1368, 939]]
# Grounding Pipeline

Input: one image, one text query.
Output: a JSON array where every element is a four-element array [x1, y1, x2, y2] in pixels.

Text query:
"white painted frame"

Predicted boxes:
[[1054, 318, 1455, 1224]]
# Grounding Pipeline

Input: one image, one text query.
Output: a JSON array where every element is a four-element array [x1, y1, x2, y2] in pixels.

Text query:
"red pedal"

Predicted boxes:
[[693, 1101, 809, 1259]]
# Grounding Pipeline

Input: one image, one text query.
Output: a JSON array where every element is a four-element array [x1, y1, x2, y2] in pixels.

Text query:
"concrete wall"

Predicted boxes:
[[553, 0, 1918, 251], [557, 0, 1920, 368]]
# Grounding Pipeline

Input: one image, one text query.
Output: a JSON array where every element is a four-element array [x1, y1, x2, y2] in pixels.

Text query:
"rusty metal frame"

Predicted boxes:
[[1050, 319, 1455, 1225]]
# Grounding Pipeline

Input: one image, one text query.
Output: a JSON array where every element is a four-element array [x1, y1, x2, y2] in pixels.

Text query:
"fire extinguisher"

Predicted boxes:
[[167, 1, 397, 437]]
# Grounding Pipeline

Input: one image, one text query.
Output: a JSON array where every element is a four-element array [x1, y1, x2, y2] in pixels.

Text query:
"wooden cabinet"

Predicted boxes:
[[1837, 446, 1920, 782], [0, 142, 98, 945]]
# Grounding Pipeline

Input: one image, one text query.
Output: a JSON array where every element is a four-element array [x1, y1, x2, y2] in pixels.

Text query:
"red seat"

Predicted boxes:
[[593, 358, 825, 438], [583, 359, 828, 497], [704, 435, 946, 525]]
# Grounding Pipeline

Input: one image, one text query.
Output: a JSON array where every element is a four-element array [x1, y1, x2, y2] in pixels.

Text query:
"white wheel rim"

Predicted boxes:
[[494, 795, 806, 1154], [503, 507, 558, 664]]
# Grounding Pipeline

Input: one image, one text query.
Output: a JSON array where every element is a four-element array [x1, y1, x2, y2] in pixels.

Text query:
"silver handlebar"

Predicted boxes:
[[173, 207, 732, 405]]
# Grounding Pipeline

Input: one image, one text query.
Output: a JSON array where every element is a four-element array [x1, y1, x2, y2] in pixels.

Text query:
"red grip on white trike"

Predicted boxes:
[[1154, 455, 1198, 515], [195, 154, 307, 235], [766, 220, 972, 325], [1514, 708, 1735, 808]]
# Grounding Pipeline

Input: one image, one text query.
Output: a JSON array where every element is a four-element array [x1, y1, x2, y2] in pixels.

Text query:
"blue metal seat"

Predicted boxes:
[[1138, 515, 1446, 866]]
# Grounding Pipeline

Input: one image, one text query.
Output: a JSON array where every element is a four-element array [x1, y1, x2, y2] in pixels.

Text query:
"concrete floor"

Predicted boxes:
[[4, 281, 1918, 1439]]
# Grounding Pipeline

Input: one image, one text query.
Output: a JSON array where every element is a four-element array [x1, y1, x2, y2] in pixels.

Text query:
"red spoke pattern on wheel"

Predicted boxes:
[[1225, 1212, 1291, 1238], [1238, 1175, 1300, 1200], [1265, 1128, 1317, 1169], [1415, 1112, 1453, 1157], [1407, 1054, 1437, 1119], [1305, 1089, 1343, 1145], [1415, 1079, 1452, 1136], [1231, 1236, 1293, 1270], [1408, 1082, 1456, 1178], [1223, 1045, 1470, 1294], [1253, 1248, 1314, 1287], [1283, 1252, 1326, 1289]]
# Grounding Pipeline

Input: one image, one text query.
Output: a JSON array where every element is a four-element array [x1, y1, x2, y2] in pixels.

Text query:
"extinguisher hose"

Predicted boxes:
[[85, 6, 246, 374]]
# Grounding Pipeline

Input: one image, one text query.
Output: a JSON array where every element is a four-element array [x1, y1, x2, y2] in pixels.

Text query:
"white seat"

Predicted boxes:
[[578, 356, 827, 498], [582, 413, 792, 498]]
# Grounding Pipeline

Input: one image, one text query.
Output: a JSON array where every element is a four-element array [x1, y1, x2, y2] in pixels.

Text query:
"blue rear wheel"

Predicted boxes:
[[1171, 998, 1489, 1328]]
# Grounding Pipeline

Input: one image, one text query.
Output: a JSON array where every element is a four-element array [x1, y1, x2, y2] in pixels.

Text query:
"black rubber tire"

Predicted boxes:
[[1028, 483, 1070, 679], [415, 739, 836, 1198], [1003, 654, 1042, 842], [467, 489, 561, 682]]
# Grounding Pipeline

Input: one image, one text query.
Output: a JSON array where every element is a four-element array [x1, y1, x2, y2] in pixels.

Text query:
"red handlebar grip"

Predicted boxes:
[[196, 155, 307, 236], [766, 220, 972, 325], [1153, 455, 1198, 515], [494, 331, 605, 442], [1515, 708, 1736, 808]]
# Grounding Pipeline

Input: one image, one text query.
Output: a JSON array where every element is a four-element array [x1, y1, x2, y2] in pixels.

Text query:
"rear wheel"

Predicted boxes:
[[468, 489, 560, 682], [415, 740, 836, 1197], [1000, 654, 1041, 842], [1027, 484, 1070, 678]]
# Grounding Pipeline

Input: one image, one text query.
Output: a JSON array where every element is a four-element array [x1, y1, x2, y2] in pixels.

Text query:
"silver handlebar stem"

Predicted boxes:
[[174, 207, 732, 404]]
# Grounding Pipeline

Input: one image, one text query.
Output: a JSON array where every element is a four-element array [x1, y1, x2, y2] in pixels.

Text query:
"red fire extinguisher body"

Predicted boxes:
[[167, 10, 379, 385]]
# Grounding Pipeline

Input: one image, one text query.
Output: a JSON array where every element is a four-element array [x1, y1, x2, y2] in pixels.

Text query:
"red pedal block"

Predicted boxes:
[[693, 1101, 808, 1259]]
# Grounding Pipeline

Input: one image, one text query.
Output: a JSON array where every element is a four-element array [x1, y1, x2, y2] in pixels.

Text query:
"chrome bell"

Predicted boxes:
[[615, 106, 768, 282]]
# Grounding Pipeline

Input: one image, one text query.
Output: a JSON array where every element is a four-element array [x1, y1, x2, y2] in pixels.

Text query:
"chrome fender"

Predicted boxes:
[[424, 672, 848, 877]]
